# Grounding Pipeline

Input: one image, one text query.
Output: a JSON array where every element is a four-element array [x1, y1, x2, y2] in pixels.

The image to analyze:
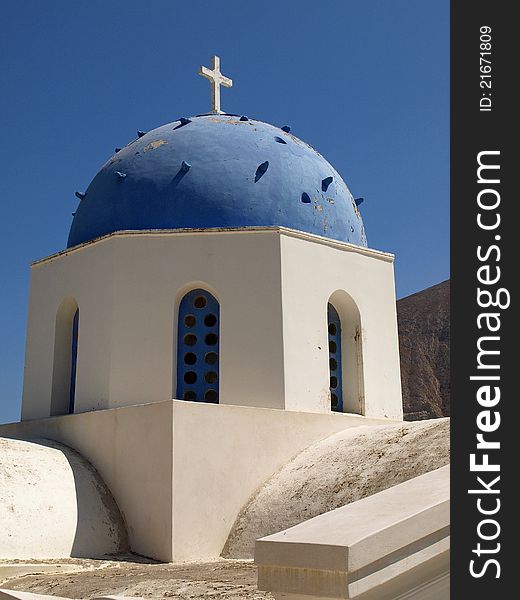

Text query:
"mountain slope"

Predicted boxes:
[[397, 279, 450, 420]]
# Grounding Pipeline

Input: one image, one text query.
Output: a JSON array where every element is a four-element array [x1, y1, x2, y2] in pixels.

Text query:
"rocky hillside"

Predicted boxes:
[[397, 280, 450, 420]]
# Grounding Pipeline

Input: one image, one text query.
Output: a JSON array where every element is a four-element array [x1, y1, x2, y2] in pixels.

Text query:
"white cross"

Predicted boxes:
[[198, 55, 233, 115]]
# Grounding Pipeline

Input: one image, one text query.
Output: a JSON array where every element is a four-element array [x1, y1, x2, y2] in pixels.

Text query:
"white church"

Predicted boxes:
[[0, 57, 449, 600]]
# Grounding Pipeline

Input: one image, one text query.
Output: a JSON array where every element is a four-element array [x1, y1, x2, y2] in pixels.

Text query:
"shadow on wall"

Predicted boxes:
[[55, 439, 130, 558]]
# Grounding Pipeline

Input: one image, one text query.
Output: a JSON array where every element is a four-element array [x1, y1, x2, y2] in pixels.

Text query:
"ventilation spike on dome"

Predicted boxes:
[[254, 161, 269, 182], [72, 212, 76, 216], [239, 115, 249, 121], [115, 147, 121, 153], [354, 197, 364, 206], [75, 191, 86, 200], [281, 125, 291, 133], [180, 161, 191, 172], [137, 131, 147, 138], [322, 176, 333, 192], [173, 117, 192, 131], [115, 171, 127, 179]]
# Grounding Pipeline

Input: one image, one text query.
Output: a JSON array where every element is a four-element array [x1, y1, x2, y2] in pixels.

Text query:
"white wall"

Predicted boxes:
[[0, 400, 393, 562], [22, 229, 286, 419], [22, 227, 402, 421], [1, 402, 173, 561], [22, 240, 116, 420], [280, 231, 403, 419]]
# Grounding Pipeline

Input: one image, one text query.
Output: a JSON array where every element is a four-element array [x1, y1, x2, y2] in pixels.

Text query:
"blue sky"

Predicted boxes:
[[0, 0, 449, 423]]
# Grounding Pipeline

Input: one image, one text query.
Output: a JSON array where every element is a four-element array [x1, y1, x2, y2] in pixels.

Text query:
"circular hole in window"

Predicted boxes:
[[328, 323, 337, 336], [184, 314, 196, 328], [205, 389, 219, 403], [193, 295, 207, 309], [329, 340, 337, 353], [184, 333, 197, 347], [205, 333, 218, 346], [204, 314, 217, 327], [184, 390, 197, 401], [184, 371, 197, 384], [205, 351, 218, 365], [184, 352, 197, 365], [331, 393, 338, 408], [330, 376, 338, 389], [330, 357, 338, 371], [205, 371, 218, 384]]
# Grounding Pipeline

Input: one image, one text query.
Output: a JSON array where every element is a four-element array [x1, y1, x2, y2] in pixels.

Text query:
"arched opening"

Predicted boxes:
[[327, 291, 364, 414], [327, 303, 343, 412], [51, 297, 79, 416], [176, 288, 220, 403]]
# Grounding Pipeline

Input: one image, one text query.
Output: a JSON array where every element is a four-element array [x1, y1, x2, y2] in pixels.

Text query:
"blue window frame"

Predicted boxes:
[[69, 308, 79, 414], [176, 289, 220, 403], [327, 303, 343, 412]]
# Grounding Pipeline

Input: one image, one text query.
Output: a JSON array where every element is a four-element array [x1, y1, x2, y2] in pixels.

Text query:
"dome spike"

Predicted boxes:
[[173, 118, 192, 131], [115, 147, 121, 153], [180, 161, 191, 173], [354, 197, 364, 206], [281, 125, 291, 133], [75, 191, 86, 200], [137, 131, 147, 138], [115, 171, 127, 179]]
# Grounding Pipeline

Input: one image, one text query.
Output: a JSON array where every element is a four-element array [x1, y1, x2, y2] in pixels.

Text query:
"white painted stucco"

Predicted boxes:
[[0, 437, 127, 559], [279, 231, 402, 418], [22, 227, 402, 421], [0, 400, 395, 562]]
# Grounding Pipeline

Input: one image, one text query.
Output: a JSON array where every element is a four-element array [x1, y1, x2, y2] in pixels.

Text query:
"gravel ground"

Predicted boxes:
[[1, 557, 271, 600]]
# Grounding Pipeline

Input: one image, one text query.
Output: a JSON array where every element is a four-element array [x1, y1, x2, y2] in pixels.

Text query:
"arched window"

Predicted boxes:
[[51, 298, 79, 416], [176, 289, 220, 403], [327, 303, 343, 412], [327, 291, 364, 415]]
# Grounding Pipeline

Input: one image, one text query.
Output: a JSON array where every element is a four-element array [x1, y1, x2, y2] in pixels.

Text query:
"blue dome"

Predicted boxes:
[[67, 114, 367, 248]]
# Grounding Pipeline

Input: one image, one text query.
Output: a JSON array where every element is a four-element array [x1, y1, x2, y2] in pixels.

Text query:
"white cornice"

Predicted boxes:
[[31, 227, 394, 267]]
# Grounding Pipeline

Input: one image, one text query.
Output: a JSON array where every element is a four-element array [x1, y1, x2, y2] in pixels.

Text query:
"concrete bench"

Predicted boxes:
[[255, 465, 450, 600]]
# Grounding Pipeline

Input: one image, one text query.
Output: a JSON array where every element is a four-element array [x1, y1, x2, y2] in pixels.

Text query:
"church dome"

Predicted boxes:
[[67, 114, 367, 248]]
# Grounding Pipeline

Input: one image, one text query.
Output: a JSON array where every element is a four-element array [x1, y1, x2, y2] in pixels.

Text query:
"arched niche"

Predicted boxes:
[[327, 290, 365, 414], [50, 297, 79, 416]]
